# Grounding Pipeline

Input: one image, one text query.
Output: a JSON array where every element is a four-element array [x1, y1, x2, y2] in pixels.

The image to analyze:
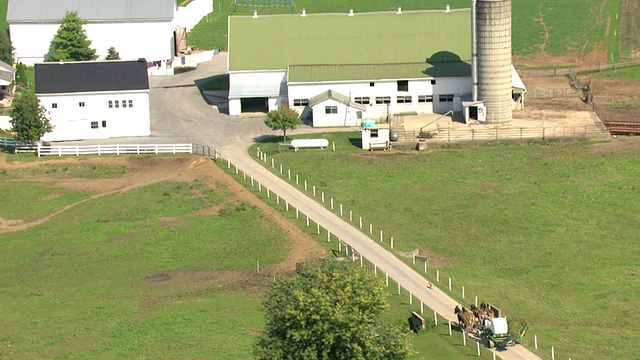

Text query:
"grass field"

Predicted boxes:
[[189, 0, 631, 61], [0, 158, 290, 359], [251, 134, 640, 360], [0, 154, 503, 359]]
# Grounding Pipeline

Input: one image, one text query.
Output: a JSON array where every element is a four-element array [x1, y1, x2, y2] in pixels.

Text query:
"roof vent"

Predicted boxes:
[[301, 8, 306, 16], [253, 10, 258, 18], [348, 8, 354, 16], [397, 6, 402, 14], [445, 4, 450, 12]]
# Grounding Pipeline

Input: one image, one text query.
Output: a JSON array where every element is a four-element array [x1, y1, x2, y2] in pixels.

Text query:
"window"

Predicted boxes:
[[108, 100, 113, 108], [439, 94, 454, 102], [375, 96, 391, 104], [102, 120, 107, 128], [325, 106, 338, 114], [51, 103, 58, 108], [354, 97, 370, 105], [128, 100, 133, 108], [293, 98, 309, 106], [369, 82, 375, 87], [418, 95, 433, 103], [431, 80, 436, 85], [397, 80, 409, 92], [122, 99, 127, 108], [115, 100, 120, 108], [79, 102, 85, 107], [396, 96, 412, 104], [356, 111, 362, 120], [371, 129, 379, 138], [90, 121, 99, 129]]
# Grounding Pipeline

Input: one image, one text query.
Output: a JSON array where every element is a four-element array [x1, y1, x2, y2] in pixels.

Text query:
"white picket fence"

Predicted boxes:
[[0, 137, 36, 149], [37, 143, 193, 157]]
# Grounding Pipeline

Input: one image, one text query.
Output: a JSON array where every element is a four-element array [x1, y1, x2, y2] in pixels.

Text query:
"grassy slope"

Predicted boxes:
[[251, 134, 640, 360], [0, 176, 288, 359]]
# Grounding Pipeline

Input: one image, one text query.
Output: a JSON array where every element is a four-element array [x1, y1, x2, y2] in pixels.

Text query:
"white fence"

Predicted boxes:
[[37, 143, 193, 157], [174, 0, 213, 31], [0, 137, 36, 149]]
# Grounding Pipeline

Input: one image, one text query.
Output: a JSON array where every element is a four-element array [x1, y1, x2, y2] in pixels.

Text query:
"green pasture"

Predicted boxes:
[[250, 133, 640, 360], [0, 165, 290, 359], [189, 0, 631, 60], [218, 160, 499, 359]]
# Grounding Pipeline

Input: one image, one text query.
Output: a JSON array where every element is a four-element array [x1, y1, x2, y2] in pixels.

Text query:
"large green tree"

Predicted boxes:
[[105, 46, 120, 60], [45, 11, 97, 62], [0, 30, 13, 65], [254, 258, 410, 360], [10, 91, 53, 142], [264, 107, 303, 141]]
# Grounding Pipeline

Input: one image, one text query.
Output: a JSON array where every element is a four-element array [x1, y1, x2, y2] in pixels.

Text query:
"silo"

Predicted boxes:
[[475, 0, 512, 123]]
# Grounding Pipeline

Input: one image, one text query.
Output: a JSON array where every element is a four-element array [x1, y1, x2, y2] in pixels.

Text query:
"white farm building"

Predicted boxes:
[[36, 60, 151, 142], [227, 6, 525, 126], [7, 0, 178, 65]]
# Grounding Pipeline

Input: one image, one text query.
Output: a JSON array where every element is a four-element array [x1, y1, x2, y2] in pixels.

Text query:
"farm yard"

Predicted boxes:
[[252, 134, 640, 360]]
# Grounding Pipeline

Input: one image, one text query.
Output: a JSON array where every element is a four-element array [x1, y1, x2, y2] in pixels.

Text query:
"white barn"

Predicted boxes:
[[36, 61, 151, 141], [7, 0, 178, 65], [227, 9, 525, 127]]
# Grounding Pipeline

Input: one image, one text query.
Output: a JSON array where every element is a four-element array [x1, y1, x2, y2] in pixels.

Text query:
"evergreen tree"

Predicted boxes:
[[45, 11, 97, 62], [105, 47, 120, 60], [15, 63, 27, 88], [10, 90, 53, 143], [0, 30, 13, 65]]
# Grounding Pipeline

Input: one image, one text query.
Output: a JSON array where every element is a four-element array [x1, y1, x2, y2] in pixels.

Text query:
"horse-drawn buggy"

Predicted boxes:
[[454, 302, 528, 349]]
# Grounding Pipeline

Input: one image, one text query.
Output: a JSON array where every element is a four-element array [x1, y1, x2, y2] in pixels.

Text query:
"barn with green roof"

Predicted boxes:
[[227, 7, 479, 125]]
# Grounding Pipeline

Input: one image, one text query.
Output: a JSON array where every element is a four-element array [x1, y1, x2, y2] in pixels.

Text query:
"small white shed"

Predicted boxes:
[[361, 122, 390, 150]]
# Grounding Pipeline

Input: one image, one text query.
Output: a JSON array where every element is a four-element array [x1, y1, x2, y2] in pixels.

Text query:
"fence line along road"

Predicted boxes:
[[194, 144, 541, 360], [36, 143, 193, 157]]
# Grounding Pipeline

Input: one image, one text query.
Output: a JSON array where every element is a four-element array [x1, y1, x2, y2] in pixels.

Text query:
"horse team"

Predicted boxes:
[[454, 302, 496, 334]]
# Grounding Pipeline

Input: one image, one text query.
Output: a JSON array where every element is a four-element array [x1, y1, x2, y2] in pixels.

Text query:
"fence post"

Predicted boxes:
[[390, 237, 394, 249], [462, 331, 466, 346], [420, 301, 424, 314], [313, 186, 316, 197], [369, 223, 372, 235], [534, 335, 538, 350], [551, 346, 555, 360], [306, 215, 309, 227], [462, 286, 465, 299], [448, 278, 452, 291], [434, 311, 438, 326], [304, 180, 307, 190], [327, 230, 330, 242], [409, 291, 412, 305], [380, 230, 383, 242], [385, 273, 389, 286], [436, 270, 439, 282], [448, 321, 452, 336]]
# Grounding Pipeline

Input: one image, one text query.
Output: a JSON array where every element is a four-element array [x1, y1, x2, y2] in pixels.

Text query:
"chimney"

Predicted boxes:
[[348, 8, 354, 16], [301, 8, 306, 16], [253, 10, 258, 18], [397, 6, 402, 14], [445, 4, 450, 12]]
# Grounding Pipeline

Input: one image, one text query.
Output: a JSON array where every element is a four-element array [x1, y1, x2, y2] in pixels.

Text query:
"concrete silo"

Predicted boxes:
[[473, 0, 512, 124]]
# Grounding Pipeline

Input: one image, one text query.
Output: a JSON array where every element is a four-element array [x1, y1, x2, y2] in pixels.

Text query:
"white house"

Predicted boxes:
[[7, 0, 178, 65], [36, 60, 151, 141]]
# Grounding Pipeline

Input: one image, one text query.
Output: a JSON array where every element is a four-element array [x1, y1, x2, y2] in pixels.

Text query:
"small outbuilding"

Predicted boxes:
[[361, 121, 390, 150], [36, 60, 151, 141]]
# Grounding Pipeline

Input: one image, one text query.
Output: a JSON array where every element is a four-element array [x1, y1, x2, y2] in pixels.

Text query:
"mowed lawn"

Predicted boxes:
[[252, 134, 640, 360], [189, 0, 623, 59], [0, 173, 288, 358]]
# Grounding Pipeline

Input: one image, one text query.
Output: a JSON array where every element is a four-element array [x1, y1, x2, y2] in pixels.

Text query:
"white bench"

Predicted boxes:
[[290, 138, 329, 152], [369, 140, 389, 151]]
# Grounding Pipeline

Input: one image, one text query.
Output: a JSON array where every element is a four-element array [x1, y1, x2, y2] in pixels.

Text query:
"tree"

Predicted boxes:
[[0, 30, 13, 65], [15, 63, 27, 88], [10, 90, 53, 142], [105, 47, 120, 60], [254, 258, 410, 360], [264, 107, 303, 141], [45, 11, 97, 62]]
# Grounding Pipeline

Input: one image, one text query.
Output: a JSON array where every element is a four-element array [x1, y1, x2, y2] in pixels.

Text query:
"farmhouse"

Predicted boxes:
[[35, 60, 151, 142], [7, 0, 178, 65], [227, 7, 525, 126]]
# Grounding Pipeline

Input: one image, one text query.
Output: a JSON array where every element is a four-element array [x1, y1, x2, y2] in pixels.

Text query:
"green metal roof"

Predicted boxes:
[[228, 9, 472, 72], [288, 61, 471, 83]]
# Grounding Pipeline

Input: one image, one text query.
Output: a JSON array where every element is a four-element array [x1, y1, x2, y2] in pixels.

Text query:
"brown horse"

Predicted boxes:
[[469, 304, 484, 323], [480, 302, 496, 319], [454, 306, 475, 331]]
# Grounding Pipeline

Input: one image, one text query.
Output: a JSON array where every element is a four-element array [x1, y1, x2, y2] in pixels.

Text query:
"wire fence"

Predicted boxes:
[[517, 58, 640, 77]]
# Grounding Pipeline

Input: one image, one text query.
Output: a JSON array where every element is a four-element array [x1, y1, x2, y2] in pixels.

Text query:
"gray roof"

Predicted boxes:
[[35, 60, 149, 94], [309, 90, 366, 111], [0, 61, 15, 74], [7, 0, 175, 23]]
